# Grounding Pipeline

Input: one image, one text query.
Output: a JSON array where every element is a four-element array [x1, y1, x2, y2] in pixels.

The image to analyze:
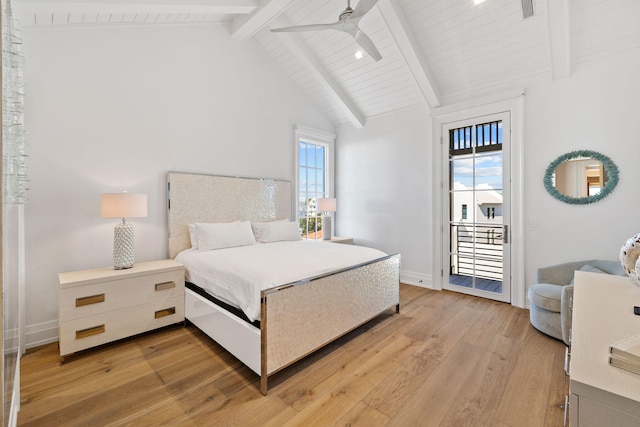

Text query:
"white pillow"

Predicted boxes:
[[252, 220, 301, 243], [188, 224, 197, 249], [195, 221, 256, 251], [250, 218, 287, 241]]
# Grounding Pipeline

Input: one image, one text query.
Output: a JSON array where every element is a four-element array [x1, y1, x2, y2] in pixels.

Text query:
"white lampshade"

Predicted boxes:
[[317, 197, 336, 212], [101, 193, 148, 218]]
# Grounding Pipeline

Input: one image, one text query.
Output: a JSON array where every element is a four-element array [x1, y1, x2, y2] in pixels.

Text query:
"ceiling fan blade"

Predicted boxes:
[[352, 27, 382, 61], [271, 22, 339, 33], [350, 0, 379, 20]]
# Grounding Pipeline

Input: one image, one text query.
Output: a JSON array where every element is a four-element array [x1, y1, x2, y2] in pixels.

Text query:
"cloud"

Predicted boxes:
[[475, 167, 502, 177]]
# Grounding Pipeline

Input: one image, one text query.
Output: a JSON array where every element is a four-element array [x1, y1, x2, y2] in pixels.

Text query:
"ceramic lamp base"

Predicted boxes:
[[323, 216, 332, 240], [113, 221, 135, 269]]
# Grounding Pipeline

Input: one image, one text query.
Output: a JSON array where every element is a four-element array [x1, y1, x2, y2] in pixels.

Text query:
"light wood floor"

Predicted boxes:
[[18, 285, 568, 426]]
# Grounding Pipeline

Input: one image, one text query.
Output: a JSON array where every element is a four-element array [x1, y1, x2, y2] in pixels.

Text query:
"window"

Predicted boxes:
[[462, 204, 467, 220], [296, 127, 335, 240]]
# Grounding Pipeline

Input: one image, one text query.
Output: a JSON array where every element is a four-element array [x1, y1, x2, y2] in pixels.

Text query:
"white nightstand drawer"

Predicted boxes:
[[59, 270, 184, 322], [59, 295, 184, 356]]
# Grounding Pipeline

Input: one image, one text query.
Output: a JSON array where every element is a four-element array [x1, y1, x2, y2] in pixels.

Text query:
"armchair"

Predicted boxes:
[[528, 260, 625, 345]]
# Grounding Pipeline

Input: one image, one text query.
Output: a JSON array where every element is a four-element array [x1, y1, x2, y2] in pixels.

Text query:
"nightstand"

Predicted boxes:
[[327, 236, 353, 244], [58, 259, 185, 361]]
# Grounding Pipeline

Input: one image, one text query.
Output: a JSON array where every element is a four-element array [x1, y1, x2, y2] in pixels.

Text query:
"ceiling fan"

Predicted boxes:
[[271, 0, 382, 62]]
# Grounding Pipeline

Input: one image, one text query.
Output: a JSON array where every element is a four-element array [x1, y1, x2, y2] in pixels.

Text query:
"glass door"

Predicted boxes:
[[443, 112, 511, 303]]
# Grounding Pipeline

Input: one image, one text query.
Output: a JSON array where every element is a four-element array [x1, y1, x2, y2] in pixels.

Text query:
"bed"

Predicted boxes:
[[167, 172, 400, 395]]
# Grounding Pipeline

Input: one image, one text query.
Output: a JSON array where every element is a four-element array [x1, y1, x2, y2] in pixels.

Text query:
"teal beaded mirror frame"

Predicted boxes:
[[544, 150, 619, 205]]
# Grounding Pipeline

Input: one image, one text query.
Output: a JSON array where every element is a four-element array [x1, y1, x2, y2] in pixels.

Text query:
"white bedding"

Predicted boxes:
[[175, 240, 388, 322]]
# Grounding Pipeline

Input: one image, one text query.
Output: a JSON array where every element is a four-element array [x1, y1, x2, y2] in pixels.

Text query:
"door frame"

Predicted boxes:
[[442, 112, 511, 302], [431, 90, 526, 308]]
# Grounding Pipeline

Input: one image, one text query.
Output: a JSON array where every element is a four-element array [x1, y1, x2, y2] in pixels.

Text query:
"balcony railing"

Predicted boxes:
[[450, 222, 503, 282]]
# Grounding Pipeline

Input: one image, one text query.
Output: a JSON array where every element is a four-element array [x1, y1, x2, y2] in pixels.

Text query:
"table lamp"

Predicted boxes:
[[317, 197, 336, 241], [101, 192, 148, 269]]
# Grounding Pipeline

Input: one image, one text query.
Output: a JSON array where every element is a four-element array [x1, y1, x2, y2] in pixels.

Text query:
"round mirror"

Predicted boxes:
[[544, 150, 619, 204]]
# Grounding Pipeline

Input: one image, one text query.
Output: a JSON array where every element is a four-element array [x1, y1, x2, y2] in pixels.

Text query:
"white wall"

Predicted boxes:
[[336, 49, 640, 298], [336, 106, 432, 286], [523, 51, 640, 287], [22, 24, 333, 347]]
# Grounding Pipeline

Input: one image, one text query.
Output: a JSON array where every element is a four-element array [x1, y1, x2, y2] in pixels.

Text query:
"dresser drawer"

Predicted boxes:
[[59, 270, 184, 322], [59, 295, 184, 356]]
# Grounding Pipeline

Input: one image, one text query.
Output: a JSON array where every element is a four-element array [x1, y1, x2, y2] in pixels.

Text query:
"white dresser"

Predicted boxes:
[[58, 259, 185, 360], [569, 271, 640, 426]]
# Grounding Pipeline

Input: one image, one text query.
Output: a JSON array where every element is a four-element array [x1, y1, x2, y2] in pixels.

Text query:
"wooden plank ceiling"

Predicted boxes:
[[15, 0, 640, 127]]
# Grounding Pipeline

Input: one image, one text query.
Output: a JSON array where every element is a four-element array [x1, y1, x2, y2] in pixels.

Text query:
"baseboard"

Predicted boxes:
[[25, 320, 58, 350], [3, 327, 19, 353], [401, 270, 432, 289]]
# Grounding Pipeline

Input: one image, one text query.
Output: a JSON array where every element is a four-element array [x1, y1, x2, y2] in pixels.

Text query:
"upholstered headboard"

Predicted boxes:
[[167, 172, 292, 259]]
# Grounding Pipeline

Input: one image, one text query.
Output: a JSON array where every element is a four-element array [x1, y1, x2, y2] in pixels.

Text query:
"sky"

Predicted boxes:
[[451, 152, 503, 190]]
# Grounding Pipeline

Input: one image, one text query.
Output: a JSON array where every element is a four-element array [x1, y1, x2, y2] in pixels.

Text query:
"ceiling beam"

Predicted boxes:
[[377, 0, 440, 108], [547, 0, 571, 80], [16, 0, 257, 15], [271, 18, 366, 128], [230, 0, 297, 41]]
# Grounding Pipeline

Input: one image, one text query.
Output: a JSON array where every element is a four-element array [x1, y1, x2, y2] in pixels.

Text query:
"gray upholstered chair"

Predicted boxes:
[[528, 260, 625, 345]]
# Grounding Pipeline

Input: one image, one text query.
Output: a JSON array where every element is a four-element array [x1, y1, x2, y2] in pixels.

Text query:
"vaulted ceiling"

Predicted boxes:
[[16, 0, 640, 127]]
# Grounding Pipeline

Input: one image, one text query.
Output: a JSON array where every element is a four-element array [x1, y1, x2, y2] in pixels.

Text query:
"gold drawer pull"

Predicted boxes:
[[75, 324, 105, 340], [155, 307, 176, 319], [76, 294, 105, 307], [155, 281, 176, 291]]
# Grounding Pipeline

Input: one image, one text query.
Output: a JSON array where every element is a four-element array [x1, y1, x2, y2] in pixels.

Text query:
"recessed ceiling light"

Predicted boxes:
[[354, 50, 364, 60], [474, 0, 485, 5]]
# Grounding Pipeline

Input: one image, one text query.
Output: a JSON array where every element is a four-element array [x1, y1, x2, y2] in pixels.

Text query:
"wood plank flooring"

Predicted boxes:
[[18, 285, 568, 426]]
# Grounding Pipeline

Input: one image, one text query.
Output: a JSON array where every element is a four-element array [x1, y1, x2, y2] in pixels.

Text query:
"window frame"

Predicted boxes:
[[294, 126, 336, 240]]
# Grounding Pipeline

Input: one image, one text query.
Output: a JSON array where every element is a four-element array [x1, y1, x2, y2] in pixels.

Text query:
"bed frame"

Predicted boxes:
[[167, 172, 400, 395]]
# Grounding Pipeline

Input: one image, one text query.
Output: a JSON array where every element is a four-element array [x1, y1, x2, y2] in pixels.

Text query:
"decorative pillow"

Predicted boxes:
[[569, 264, 607, 284], [188, 224, 197, 249], [195, 221, 256, 251], [252, 220, 301, 243]]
